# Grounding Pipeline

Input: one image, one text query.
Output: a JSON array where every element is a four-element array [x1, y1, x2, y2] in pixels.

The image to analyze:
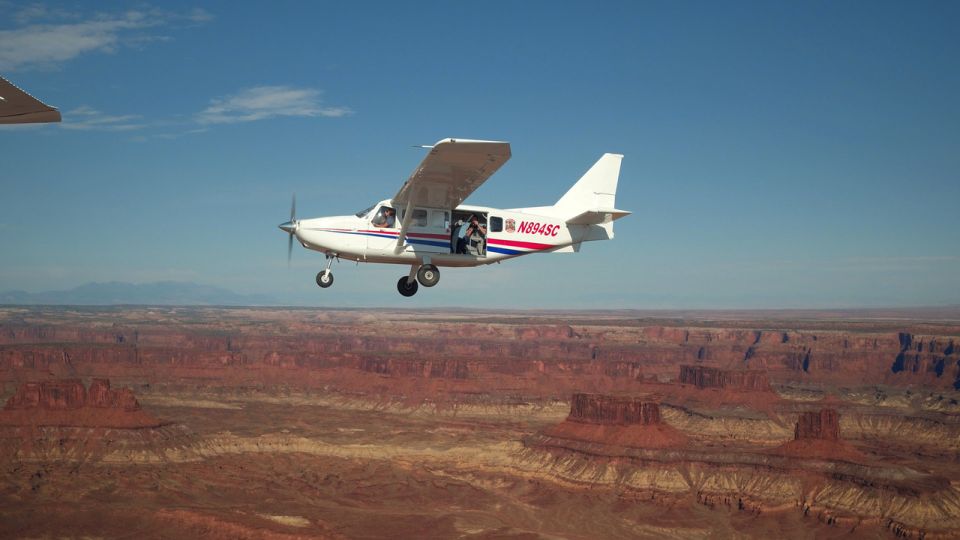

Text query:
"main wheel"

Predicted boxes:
[[397, 276, 419, 297], [316, 271, 334, 288], [417, 264, 440, 287]]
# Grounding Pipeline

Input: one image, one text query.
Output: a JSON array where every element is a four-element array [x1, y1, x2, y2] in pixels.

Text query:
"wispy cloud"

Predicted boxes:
[[13, 3, 79, 25], [197, 86, 352, 124], [60, 105, 145, 131], [0, 6, 214, 71]]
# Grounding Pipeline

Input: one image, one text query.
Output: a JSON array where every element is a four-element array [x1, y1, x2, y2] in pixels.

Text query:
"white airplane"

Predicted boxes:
[[279, 138, 629, 297]]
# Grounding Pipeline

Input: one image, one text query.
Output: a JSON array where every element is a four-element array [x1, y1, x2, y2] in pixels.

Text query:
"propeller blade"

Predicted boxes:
[[287, 232, 293, 265], [285, 193, 296, 267]]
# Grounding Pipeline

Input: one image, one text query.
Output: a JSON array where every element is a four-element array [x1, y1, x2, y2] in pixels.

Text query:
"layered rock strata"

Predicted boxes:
[[679, 365, 770, 391], [542, 393, 688, 449], [0, 379, 162, 428], [771, 408, 865, 462], [2, 314, 959, 391], [794, 408, 840, 440]]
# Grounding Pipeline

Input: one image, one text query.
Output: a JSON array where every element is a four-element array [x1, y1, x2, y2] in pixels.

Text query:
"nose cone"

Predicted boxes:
[[279, 220, 297, 234]]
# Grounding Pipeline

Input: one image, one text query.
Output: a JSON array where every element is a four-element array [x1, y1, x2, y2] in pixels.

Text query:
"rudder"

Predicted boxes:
[[554, 153, 623, 218]]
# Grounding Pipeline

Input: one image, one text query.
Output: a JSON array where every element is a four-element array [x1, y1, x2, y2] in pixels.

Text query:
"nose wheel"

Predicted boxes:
[[315, 253, 336, 289], [316, 271, 334, 288]]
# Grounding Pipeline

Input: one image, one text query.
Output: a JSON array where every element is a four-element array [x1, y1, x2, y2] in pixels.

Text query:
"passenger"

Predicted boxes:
[[451, 219, 463, 253], [455, 218, 471, 254], [467, 215, 486, 255], [469, 215, 486, 238]]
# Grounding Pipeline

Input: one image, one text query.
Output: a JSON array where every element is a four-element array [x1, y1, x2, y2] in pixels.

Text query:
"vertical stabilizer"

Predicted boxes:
[[554, 153, 623, 218]]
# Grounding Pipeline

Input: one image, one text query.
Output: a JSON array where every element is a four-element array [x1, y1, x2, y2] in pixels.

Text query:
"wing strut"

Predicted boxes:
[[394, 198, 416, 252]]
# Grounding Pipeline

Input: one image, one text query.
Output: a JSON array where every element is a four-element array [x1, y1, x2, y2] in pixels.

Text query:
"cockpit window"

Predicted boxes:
[[371, 206, 397, 228], [355, 205, 376, 218]]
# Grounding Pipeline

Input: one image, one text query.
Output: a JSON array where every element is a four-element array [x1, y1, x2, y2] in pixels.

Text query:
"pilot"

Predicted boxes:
[[373, 207, 396, 228]]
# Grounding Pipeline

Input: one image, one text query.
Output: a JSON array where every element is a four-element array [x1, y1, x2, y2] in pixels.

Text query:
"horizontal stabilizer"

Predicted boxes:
[[549, 243, 582, 253], [565, 208, 631, 225]]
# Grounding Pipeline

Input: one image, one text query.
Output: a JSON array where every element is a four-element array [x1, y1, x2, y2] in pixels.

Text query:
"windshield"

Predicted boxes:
[[355, 205, 376, 218]]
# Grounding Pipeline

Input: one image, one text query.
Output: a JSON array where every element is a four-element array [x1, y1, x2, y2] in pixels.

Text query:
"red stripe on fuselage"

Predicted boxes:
[[487, 238, 555, 250]]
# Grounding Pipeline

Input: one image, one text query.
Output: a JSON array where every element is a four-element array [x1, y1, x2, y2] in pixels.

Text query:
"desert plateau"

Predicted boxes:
[[0, 306, 958, 538]]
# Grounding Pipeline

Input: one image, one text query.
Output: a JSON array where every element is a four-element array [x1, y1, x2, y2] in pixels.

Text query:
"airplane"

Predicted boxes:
[[0, 76, 61, 124], [278, 138, 629, 297]]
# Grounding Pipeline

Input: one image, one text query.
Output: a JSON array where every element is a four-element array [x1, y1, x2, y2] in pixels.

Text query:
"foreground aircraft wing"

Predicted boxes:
[[0, 76, 61, 124], [393, 138, 511, 210]]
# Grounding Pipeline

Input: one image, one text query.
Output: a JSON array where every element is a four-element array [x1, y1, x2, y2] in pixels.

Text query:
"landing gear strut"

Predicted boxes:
[[316, 253, 336, 288]]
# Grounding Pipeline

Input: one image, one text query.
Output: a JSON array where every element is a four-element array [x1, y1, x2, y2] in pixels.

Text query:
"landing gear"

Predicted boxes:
[[397, 276, 419, 297], [417, 264, 440, 287], [316, 271, 334, 288], [316, 253, 336, 289]]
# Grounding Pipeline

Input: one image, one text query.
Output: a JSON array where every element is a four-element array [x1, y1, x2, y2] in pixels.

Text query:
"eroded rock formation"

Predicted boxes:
[[567, 393, 662, 425], [679, 365, 770, 391], [5, 378, 141, 412], [3, 316, 960, 392], [0, 379, 160, 428], [794, 408, 840, 440], [770, 408, 865, 462], [542, 393, 688, 449]]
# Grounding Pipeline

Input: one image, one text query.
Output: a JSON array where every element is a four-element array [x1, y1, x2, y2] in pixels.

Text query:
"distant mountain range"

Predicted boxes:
[[0, 281, 278, 306]]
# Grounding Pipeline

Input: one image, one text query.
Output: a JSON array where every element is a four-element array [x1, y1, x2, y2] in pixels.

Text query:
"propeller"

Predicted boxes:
[[278, 194, 298, 265]]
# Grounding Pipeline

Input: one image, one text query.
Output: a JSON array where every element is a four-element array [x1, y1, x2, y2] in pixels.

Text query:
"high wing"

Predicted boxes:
[[393, 138, 511, 209], [0, 76, 61, 124]]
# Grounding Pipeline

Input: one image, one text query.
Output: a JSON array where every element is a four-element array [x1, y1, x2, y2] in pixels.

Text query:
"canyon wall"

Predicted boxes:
[[1, 316, 959, 395], [795, 409, 841, 441], [567, 393, 661, 425], [0, 378, 160, 428], [678, 365, 770, 391]]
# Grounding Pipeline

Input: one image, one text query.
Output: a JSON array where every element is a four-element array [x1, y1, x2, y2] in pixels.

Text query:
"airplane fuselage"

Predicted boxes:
[[294, 201, 594, 268]]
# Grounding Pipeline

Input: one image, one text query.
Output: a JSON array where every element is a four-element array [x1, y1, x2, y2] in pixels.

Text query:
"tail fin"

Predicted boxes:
[[554, 153, 624, 218]]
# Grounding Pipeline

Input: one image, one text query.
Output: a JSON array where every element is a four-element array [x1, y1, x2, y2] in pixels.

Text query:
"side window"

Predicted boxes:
[[411, 209, 428, 227], [490, 216, 503, 233], [430, 210, 449, 229]]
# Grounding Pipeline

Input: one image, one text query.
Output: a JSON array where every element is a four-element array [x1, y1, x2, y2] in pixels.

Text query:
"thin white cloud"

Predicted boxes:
[[0, 7, 212, 71], [197, 86, 352, 124], [13, 3, 78, 25], [61, 105, 145, 131]]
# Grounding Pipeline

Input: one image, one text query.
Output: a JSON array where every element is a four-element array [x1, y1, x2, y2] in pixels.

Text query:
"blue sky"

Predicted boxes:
[[1, 1, 958, 309]]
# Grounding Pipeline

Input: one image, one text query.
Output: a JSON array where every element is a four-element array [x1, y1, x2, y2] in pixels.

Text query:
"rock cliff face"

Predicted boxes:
[[771, 408, 864, 462], [794, 409, 840, 441], [567, 393, 661, 425], [2, 318, 960, 391], [0, 379, 160, 428], [543, 393, 688, 449], [357, 358, 468, 379], [678, 365, 770, 391], [4, 379, 141, 412]]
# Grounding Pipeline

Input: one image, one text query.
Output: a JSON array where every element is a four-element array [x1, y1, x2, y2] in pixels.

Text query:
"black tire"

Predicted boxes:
[[316, 271, 334, 288], [397, 276, 418, 297], [417, 264, 440, 287]]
